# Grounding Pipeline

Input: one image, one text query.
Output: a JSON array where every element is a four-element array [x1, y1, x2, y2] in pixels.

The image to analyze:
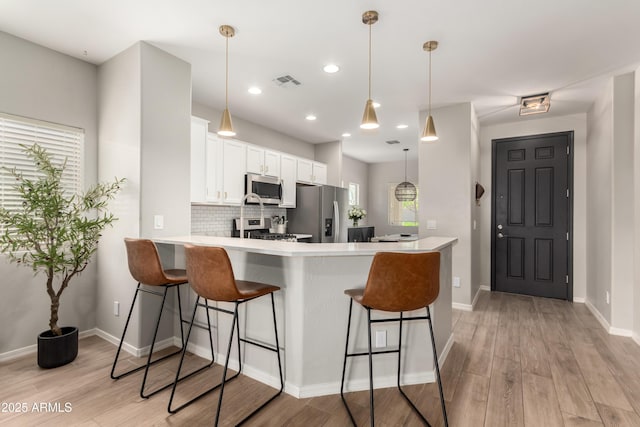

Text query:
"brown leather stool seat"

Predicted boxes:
[[111, 238, 203, 399], [340, 251, 448, 426], [168, 245, 284, 426]]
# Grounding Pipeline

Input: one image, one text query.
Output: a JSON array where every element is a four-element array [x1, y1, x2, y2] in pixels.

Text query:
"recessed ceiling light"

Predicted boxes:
[[396, 124, 408, 129], [372, 102, 381, 108], [342, 133, 351, 137], [305, 114, 317, 121], [248, 86, 262, 95], [323, 64, 340, 73]]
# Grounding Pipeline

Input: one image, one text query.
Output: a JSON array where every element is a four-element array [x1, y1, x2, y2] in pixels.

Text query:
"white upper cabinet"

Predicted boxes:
[[221, 139, 247, 204], [246, 145, 280, 177], [280, 154, 297, 207], [190, 117, 210, 203], [205, 135, 223, 203], [296, 158, 327, 185]]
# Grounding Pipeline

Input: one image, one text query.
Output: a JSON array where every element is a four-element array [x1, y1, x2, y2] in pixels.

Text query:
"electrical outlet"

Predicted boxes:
[[452, 277, 461, 288], [375, 330, 387, 348], [427, 220, 437, 230], [606, 291, 610, 305], [113, 301, 120, 316]]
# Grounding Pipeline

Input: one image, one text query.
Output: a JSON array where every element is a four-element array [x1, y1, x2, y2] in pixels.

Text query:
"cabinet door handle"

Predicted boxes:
[[224, 192, 228, 199], [265, 165, 269, 173], [217, 191, 221, 198], [260, 165, 264, 173]]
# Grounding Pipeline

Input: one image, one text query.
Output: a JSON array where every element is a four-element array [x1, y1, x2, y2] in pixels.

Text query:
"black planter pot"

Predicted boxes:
[[37, 326, 78, 369]]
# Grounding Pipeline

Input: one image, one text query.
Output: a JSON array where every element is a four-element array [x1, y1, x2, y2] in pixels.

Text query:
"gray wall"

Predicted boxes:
[[342, 154, 369, 213], [368, 159, 419, 236], [0, 32, 99, 355], [97, 42, 191, 347], [192, 102, 315, 159], [420, 103, 477, 306], [635, 68, 640, 342], [314, 141, 342, 187]]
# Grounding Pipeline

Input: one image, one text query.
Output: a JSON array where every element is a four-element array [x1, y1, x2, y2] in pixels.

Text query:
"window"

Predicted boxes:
[[388, 183, 418, 226], [348, 182, 359, 206], [0, 113, 83, 222]]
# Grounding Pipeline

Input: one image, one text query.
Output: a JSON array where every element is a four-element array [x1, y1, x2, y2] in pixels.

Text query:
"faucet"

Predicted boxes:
[[240, 192, 264, 239]]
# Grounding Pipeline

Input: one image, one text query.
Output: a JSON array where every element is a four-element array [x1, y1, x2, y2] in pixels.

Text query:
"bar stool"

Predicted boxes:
[[168, 244, 284, 426], [340, 251, 448, 426], [111, 238, 213, 399]]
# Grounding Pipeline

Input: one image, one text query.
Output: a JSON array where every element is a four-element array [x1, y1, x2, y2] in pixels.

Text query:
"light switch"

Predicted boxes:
[[427, 220, 437, 230], [154, 215, 164, 230], [452, 277, 461, 288]]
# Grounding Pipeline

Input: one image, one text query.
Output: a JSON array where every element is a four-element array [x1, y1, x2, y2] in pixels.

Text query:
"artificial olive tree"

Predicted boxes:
[[0, 144, 124, 336]]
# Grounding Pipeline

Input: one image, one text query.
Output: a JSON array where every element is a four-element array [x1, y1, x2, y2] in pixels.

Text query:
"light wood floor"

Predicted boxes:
[[2, 290, 640, 426]]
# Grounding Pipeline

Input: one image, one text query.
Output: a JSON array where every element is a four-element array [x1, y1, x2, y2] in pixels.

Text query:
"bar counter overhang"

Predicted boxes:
[[153, 235, 457, 398]]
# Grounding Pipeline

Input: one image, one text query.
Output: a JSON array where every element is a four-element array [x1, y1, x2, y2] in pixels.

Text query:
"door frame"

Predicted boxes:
[[490, 131, 574, 300]]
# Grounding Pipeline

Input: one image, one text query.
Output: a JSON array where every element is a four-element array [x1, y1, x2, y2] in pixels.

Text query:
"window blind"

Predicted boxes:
[[0, 112, 84, 217]]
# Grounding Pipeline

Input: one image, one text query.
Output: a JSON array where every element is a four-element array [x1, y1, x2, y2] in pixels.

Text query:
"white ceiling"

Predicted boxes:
[[2, 0, 640, 163]]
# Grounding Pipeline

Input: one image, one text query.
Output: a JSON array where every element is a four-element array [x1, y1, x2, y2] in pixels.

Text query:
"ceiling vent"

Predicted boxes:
[[273, 75, 301, 88], [385, 140, 401, 145]]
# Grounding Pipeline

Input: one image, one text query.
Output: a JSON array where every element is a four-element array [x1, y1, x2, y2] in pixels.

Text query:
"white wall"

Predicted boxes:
[[192, 102, 315, 159], [420, 103, 476, 306], [367, 159, 419, 236], [479, 113, 588, 302], [0, 32, 99, 355]]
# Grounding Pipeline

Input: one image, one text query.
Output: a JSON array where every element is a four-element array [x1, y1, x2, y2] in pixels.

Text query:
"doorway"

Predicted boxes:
[[491, 132, 573, 300]]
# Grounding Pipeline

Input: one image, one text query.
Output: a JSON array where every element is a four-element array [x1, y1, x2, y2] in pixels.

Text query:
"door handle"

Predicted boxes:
[[497, 232, 509, 239]]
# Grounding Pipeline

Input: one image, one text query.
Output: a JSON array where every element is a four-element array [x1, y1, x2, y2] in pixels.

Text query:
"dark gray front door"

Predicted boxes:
[[491, 132, 573, 300]]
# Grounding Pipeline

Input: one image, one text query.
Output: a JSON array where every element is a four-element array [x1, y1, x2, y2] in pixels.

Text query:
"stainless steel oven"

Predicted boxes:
[[245, 173, 283, 205]]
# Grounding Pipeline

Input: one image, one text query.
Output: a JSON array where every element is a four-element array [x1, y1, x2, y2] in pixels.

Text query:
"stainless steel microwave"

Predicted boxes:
[[245, 173, 283, 205]]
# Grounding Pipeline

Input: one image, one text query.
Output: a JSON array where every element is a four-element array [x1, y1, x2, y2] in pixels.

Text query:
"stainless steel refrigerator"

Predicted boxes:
[[287, 185, 348, 243]]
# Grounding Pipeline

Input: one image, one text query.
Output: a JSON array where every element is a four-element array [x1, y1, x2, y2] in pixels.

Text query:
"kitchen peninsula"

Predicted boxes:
[[154, 235, 457, 398]]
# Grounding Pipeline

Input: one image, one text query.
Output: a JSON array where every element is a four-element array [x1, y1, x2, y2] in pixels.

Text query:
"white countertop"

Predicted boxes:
[[154, 235, 457, 257], [370, 233, 419, 242]]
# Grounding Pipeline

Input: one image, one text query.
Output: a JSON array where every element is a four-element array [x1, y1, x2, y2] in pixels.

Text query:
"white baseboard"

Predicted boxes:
[[0, 328, 98, 363], [584, 300, 635, 338], [479, 285, 490, 291], [94, 328, 175, 358], [573, 296, 586, 303], [451, 302, 473, 311], [633, 332, 640, 347]]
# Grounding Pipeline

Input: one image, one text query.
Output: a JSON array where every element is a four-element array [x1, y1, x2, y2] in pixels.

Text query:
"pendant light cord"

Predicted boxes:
[[428, 48, 432, 115], [225, 35, 229, 109], [368, 22, 372, 100]]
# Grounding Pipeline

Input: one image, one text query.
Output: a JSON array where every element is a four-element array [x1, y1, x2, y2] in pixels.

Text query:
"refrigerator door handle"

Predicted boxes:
[[333, 200, 339, 242]]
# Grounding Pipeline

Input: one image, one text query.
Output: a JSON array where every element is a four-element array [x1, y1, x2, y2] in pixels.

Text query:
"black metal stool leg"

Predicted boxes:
[[111, 283, 141, 379], [215, 302, 240, 426], [427, 306, 448, 427], [340, 299, 357, 426], [367, 308, 375, 427], [140, 286, 170, 398], [176, 285, 185, 347]]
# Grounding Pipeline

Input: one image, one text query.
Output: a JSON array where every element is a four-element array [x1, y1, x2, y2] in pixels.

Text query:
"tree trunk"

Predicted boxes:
[[49, 296, 61, 336]]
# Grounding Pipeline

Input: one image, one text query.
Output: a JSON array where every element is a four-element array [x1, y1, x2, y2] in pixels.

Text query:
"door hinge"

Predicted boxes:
[[566, 232, 569, 241], [566, 275, 569, 284]]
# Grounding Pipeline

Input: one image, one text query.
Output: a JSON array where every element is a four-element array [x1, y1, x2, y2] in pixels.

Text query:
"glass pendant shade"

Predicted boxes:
[[420, 115, 438, 142], [395, 148, 416, 201], [218, 108, 235, 137], [395, 181, 417, 201], [361, 99, 379, 129]]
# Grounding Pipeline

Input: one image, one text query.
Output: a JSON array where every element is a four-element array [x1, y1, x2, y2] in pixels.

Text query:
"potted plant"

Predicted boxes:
[[0, 143, 123, 368]]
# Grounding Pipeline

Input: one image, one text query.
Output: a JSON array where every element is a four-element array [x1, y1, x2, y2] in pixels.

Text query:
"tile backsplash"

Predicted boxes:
[[191, 204, 286, 236]]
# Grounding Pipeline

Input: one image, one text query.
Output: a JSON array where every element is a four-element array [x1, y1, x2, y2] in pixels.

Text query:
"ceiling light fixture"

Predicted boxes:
[[360, 10, 379, 130], [323, 64, 340, 73], [218, 25, 236, 137], [519, 93, 550, 116], [420, 40, 439, 142], [395, 148, 417, 201], [342, 133, 351, 137], [248, 86, 262, 95], [396, 124, 408, 129], [305, 114, 317, 121]]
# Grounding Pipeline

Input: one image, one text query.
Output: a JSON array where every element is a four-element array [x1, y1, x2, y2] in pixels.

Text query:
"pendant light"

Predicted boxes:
[[395, 148, 417, 201], [218, 25, 236, 137], [360, 11, 379, 130], [420, 40, 438, 142]]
